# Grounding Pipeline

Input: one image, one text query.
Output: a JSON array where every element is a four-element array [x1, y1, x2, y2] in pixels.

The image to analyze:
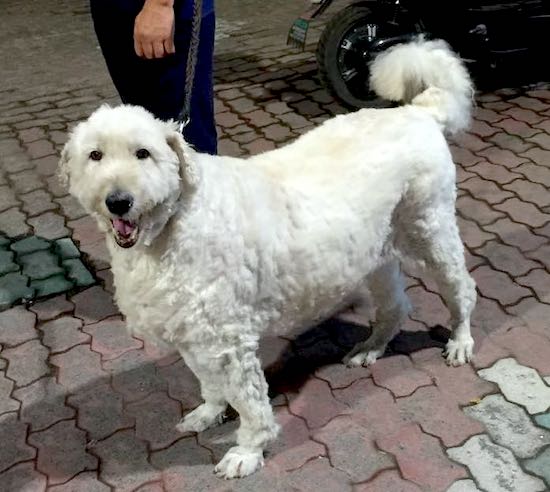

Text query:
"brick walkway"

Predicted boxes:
[[1, 1, 550, 490]]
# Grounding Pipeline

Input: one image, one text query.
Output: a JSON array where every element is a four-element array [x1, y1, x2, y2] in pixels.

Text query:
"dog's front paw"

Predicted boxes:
[[176, 403, 226, 434], [214, 446, 264, 479], [444, 336, 474, 366], [343, 348, 384, 368]]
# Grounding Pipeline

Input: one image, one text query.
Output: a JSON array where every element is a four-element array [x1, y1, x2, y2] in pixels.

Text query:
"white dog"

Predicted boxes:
[[59, 39, 476, 479]]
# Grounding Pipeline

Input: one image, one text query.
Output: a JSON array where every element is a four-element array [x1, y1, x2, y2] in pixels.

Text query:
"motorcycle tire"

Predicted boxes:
[[317, 4, 409, 109]]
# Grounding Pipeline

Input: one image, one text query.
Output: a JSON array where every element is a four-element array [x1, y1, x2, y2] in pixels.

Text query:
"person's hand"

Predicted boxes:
[[134, 0, 175, 59]]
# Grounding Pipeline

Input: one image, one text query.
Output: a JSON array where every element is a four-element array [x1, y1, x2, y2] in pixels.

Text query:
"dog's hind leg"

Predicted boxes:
[[403, 203, 477, 366], [343, 259, 411, 367], [176, 352, 228, 434]]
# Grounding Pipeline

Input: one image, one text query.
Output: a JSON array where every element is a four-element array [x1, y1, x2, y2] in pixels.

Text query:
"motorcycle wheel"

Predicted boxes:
[[317, 4, 410, 109]]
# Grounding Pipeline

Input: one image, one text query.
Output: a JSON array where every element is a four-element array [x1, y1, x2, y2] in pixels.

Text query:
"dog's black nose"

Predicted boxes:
[[105, 191, 134, 216]]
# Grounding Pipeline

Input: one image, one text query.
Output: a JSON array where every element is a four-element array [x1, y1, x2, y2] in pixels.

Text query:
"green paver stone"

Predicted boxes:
[[0, 236, 10, 249], [525, 447, 550, 486], [11, 236, 51, 255], [54, 238, 80, 260], [62, 258, 95, 287], [31, 274, 74, 297], [0, 272, 34, 309], [535, 413, 550, 431], [20, 250, 63, 280], [0, 250, 19, 275]]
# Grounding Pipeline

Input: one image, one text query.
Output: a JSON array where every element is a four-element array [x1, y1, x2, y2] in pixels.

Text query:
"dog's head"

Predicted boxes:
[[59, 105, 197, 249]]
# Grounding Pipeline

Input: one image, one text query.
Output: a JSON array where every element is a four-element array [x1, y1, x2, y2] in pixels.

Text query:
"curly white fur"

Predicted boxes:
[[60, 39, 476, 479]]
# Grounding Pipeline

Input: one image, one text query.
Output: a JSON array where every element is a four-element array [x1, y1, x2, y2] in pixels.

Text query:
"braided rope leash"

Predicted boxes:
[[177, 0, 204, 132]]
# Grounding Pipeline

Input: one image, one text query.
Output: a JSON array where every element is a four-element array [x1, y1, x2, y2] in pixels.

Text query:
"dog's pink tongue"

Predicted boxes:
[[112, 218, 135, 238]]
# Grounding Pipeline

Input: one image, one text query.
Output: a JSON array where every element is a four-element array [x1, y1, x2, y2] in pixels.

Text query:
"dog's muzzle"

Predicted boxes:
[[105, 190, 139, 248]]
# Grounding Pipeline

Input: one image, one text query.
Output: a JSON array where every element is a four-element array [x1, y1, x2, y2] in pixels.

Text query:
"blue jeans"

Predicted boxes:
[[90, 1, 217, 154]]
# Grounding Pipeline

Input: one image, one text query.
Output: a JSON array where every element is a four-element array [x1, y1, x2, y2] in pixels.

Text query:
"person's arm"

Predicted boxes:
[[134, 0, 176, 59]]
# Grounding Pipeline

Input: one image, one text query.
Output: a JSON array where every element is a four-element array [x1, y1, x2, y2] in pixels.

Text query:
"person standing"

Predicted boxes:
[[90, 0, 217, 154]]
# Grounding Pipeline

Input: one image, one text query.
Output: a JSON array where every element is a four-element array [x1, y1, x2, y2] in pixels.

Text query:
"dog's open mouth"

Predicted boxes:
[[111, 218, 139, 248]]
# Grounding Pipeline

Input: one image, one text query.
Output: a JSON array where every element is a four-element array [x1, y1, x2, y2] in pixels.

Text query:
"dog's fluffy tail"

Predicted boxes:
[[370, 38, 473, 135]]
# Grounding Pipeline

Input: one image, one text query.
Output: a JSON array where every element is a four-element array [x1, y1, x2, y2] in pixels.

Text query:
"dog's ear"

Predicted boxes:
[[165, 127, 198, 189]]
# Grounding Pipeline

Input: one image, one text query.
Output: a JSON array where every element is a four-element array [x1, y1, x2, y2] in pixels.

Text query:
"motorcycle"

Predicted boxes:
[[288, 0, 550, 108]]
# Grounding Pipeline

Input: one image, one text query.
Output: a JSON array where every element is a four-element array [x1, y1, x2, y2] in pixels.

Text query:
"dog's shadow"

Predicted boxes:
[[264, 318, 448, 396]]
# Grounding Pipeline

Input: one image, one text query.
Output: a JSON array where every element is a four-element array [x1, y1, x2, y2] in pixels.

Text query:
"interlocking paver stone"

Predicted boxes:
[[157, 359, 202, 411], [126, 391, 181, 450], [0, 414, 35, 472], [266, 406, 325, 472], [150, 437, 217, 491], [62, 258, 95, 287], [84, 318, 143, 360], [488, 325, 550, 375], [377, 423, 467, 491], [0, 306, 37, 346], [20, 189, 56, 216], [0, 186, 20, 212], [370, 354, 432, 397], [506, 297, 550, 342], [397, 386, 485, 447], [20, 249, 63, 280], [410, 347, 496, 404], [288, 377, 349, 429], [3, 338, 49, 386], [94, 429, 161, 492], [0, 272, 34, 309], [484, 217, 546, 253], [314, 415, 393, 482], [494, 197, 550, 228], [31, 274, 74, 297], [54, 195, 86, 221], [477, 242, 540, 277], [515, 162, 550, 187], [478, 358, 550, 414], [28, 420, 97, 485], [535, 413, 550, 430], [28, 212, 69, 240], [51, 344, 105, 392], [72, 285, 118, 323], [30, 294, 73, 320], [14, 376, 75, 431], [10, 236, 50, 255], [68, 382, 133, 440], [10, 170, 43, 194], [54, 237, 80, 259], [472, 265, 531, 305], [104, 349, 166, 403], [41, 316, 88, 353], [464, 394, 550, 458], [0, 207, 31, 237], [0, 249, 18, 275], [0, 461, 47, 492], [447, 434, 546, 492], [524, 446, 550, 487], [0, 372, 19, 415], [504, 179, 550, 208]]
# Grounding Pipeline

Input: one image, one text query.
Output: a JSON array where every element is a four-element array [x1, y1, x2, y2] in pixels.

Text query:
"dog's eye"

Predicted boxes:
[[135, 148, 150, 160], [89, 150, 103, 161]]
